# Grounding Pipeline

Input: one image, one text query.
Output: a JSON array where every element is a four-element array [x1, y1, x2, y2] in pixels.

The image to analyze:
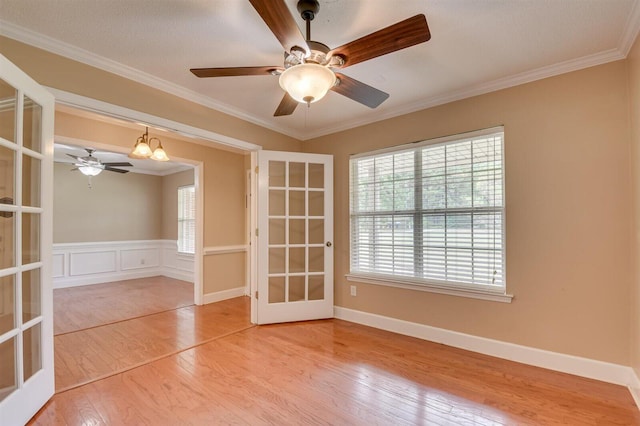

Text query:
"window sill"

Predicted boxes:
[[177, 252, 195, 260], [345, 273, 513, 303]]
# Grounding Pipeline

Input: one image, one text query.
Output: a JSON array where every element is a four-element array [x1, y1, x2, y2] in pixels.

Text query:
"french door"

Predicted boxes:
[[0, 55, 55, 425], [256, 150, 333, 324]]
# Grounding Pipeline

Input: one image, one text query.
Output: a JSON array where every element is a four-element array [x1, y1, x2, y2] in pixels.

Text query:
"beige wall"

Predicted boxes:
[[205, 252, 246, 293], [161, 169, 195, 240], [53, 162, 162, 243], [160, 169, 249, 294], [305, 60, 632, 365], [55, 160, 199, 244], [629, 35, 640, 377]]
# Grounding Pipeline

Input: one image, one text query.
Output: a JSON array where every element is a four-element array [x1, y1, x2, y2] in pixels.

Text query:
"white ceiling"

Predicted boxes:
[[1, 0, 639, 140]]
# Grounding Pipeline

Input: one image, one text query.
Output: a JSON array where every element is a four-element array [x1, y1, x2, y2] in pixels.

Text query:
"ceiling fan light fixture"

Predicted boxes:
[[78, 165, 103, 176], [279, 63, 336, 105]]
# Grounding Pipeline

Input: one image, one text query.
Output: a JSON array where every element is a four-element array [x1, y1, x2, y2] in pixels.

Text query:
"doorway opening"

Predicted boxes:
[[49, 100, 256, 392]]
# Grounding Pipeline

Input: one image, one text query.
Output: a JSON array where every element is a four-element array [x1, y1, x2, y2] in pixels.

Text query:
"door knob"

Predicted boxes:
[[326, 241, 332, 247]]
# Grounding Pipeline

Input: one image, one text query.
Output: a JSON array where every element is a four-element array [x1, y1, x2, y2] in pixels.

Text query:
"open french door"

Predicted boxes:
[[255, 150, 333, 324], [0, 55, 55, 425]]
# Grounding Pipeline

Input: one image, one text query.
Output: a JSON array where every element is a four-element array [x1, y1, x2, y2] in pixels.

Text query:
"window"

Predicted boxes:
[[349, 127, 505, 295], [178, 185, 195, 254]]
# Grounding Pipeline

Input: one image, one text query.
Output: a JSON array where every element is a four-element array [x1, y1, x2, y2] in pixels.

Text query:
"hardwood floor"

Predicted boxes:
[[33, 300, 639, 425], [54, 297, 252, 392], [54, 276, 194, 335]]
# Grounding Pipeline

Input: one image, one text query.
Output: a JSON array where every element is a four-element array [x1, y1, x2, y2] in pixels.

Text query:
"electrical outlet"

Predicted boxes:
[[350, 285, 357, 296]]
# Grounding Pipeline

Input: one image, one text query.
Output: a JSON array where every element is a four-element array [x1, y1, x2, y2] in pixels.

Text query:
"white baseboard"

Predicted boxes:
[[630, 369, 640, 410], [334, 306, 636, 388], [203, 286, 246, 304]]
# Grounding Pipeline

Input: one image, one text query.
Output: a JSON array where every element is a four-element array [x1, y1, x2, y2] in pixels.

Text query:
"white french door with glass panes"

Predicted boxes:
[[0, 55, 55, 425], [256, 150, 333, 324]]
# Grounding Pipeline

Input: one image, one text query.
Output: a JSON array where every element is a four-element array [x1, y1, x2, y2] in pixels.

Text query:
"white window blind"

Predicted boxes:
[[349, 128, 505, 291], [178, 185, 196, 254]]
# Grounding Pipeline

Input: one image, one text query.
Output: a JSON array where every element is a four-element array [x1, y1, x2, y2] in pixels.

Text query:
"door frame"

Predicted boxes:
[[250, 152, 258, 324], [245, 169, 252, 298]]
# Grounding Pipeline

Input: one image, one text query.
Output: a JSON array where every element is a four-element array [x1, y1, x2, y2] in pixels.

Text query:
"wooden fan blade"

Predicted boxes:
[[332, 73, 389, 108], [102, 162, 133, 167], [249, 0, 309, 54], [274, 93, 298, 117], [329, 14, 430, 68], [104, 167, 129, 174], [191, 66, 282, 78]]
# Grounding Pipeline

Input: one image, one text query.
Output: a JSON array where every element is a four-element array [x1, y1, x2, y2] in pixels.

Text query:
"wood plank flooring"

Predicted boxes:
[[54, 276, 194, 335], [54, 297, 252, 392], [33, 303, 640, 425]]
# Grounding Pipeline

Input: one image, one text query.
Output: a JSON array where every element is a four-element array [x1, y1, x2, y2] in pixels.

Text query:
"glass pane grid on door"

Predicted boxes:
[[267, 160, 325, 304], [0, 82, 45, 403]]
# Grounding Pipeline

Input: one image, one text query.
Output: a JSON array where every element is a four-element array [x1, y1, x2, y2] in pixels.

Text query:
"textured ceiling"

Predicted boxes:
[[1, 0, 639, 140]]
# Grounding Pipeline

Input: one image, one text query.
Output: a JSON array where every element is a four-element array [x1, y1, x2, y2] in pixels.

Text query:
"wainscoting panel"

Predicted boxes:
[[121, 248, 160, 271], [53, 240, 194, 288], [69, 251, 117, 276]]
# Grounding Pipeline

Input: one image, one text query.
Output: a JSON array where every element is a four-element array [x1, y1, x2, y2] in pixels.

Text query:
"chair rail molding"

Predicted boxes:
[[203, 245, 248, 256], [53, 239, 194, 288]]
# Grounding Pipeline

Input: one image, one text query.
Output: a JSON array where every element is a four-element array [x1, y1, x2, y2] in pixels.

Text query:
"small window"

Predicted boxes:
[[349, 127, 505, 293], [178, 185, 195, 254]]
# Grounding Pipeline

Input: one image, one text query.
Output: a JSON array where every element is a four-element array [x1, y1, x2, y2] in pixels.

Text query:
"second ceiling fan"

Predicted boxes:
[[190, 0, 431, 116], [67, 149, 133, 176]]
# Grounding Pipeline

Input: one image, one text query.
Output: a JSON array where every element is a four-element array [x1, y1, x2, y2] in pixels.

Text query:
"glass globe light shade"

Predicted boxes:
[[150, 145, 170, 162], [78, 165, 103, 176], [279, 63, 336, 105], [129, 140, 152, 159]]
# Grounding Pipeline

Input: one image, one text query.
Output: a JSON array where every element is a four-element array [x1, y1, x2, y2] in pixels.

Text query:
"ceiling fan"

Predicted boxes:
[[67, 149, 133, 176], [190, 0, 431, 116]]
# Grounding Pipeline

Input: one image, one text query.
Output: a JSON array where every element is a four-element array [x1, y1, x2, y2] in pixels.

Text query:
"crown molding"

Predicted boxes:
[[0, 19, 304, 140], [620, 0, 640, 56], [301, 47, 626, 140], [2, 1, 639, 143]]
